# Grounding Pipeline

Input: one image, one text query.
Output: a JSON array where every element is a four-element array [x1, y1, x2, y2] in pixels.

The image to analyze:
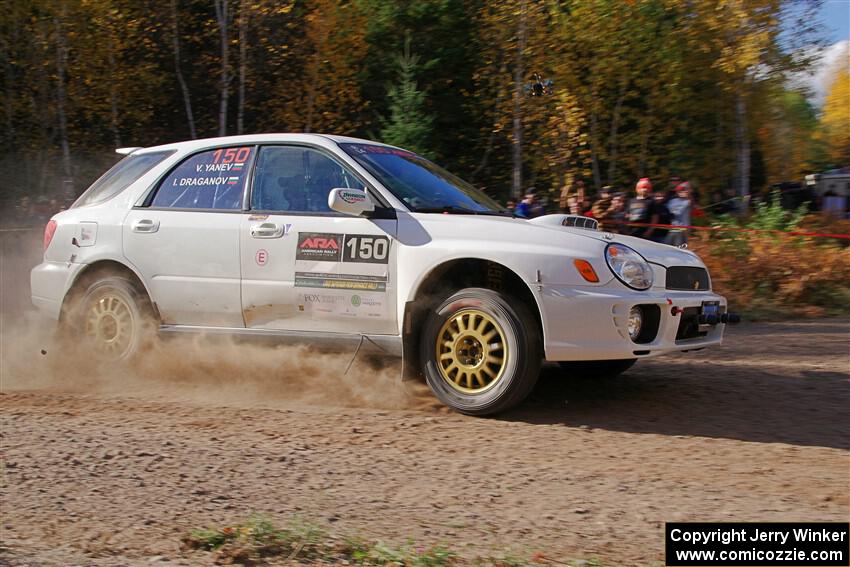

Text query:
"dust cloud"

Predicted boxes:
[[0, 228, 435, 413]]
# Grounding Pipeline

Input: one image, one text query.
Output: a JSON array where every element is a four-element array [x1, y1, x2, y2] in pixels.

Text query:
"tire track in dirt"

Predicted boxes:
[[1, 320, 848, 566]]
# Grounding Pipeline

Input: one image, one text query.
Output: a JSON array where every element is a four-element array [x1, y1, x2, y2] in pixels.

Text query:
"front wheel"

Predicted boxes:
[[420, 288, 541, 416]]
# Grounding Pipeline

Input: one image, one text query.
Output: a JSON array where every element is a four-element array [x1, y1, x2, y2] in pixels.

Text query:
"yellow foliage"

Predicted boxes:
[[820, 53, 850, 164]]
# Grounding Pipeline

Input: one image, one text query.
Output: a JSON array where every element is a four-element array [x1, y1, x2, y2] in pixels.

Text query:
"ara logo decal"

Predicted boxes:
[[296, 232, 342, 262], [300, 237, 339, 250]]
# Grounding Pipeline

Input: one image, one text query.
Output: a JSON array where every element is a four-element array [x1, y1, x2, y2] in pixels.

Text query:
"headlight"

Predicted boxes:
[[605, 243, 654, 290]]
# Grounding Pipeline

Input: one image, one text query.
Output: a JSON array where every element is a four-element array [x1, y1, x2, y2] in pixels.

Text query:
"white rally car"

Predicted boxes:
[[31, 134, 736, 415]]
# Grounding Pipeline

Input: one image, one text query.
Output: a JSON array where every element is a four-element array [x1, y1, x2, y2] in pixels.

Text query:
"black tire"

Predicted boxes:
[[420, 287, 541, 416], [65, 275, 156, 362], [558, 359, 637, 379]]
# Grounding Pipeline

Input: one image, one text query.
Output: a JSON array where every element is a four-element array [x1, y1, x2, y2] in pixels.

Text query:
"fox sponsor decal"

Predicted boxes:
[[296, 232, 342, 262]]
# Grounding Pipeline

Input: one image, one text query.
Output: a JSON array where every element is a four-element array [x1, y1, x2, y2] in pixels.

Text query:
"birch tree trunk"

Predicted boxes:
[[607, 86, 626, 185], [589, 108, 601, 189], [53, 8, 73, 194], [510, 0, 526, 200], [170, 0, 196, 139], [214, 0, 230, 136], [470, 61, 507, 184], [236, 0, 247, 135], [2, 36, 15, 144], [735, 88, 750, 199], [106, 32, 121, 147]]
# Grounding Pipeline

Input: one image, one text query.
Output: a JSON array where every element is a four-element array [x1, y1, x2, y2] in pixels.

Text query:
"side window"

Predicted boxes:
[[74, 150, 174, 208], [151, 146, 254, 210], [251, 146, 364, 213]]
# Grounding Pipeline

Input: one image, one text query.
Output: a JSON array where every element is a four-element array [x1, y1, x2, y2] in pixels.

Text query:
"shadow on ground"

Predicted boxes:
[[502, 360, 849, 450]]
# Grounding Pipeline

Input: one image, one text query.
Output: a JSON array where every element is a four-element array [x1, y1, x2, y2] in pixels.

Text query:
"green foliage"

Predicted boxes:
[[186, 514, 636, 566], [185, 514, 327, 562], [378, 33, 434, 157]]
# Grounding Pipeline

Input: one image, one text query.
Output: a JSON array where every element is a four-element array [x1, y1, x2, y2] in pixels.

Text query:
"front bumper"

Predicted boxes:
[[538, 282, 728, 362]]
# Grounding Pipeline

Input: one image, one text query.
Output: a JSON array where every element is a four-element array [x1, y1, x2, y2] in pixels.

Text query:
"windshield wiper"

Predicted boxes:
[[413, 205, 513, 216], [413, 205, 478, 214]]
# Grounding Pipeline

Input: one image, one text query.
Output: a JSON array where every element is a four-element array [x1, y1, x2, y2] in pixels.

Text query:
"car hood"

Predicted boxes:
[[410, 212, 706, 269], [526, 213, 705, 268]]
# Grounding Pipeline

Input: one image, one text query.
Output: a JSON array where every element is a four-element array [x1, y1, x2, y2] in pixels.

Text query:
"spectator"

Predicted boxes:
[[15, 196, 32, 223], [559, 179, 585, 212], [565, 195, 581, 216], [579, 192, 593, 216], [666, 174, 681, 202], [610, 193, 627, 232], [649, 189, 672, 243], [666, 181, 692, 246], [515, 193, 536, 218], [506, 199, 516, 213], [531, 193, 546, 218], [591, 185, 617, 232], [627, 178, 656, 238]]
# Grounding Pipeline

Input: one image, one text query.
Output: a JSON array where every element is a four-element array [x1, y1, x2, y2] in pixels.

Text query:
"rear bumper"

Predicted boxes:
[[538, 283, 727, 361], [30, 261, 84, 320]]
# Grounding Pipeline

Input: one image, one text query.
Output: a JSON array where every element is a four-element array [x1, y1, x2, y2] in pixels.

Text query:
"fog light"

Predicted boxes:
[[628, 306, 643, 341]]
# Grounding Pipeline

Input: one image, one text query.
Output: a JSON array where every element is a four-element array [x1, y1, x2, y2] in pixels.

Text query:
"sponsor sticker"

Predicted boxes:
[[294, 271, 387, 292], [296, 232, 342, 262], [340, 191, 366, 204]]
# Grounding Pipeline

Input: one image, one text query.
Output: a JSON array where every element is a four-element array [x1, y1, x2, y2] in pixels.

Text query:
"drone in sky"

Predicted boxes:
[[524, 73, 554, 97]]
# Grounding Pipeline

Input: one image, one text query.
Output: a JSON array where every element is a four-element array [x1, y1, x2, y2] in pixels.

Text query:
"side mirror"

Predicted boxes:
[[328, 188, 375, 216]]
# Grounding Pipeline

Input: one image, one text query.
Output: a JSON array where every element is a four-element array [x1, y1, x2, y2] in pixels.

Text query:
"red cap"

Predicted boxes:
[[636, 178, 652, 190]]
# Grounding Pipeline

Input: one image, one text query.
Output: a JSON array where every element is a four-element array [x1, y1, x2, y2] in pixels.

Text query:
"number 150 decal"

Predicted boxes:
[[343, 235, 390, 264]]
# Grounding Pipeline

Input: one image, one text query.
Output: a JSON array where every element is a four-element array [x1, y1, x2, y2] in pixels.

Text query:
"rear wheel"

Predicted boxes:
[[558, 359, 636, 379], [66, 276, 155, 362], [420, 288, 541, 416]]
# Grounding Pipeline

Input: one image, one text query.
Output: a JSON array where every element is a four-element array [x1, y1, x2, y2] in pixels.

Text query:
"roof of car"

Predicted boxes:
[[132, 133, 388, 155]]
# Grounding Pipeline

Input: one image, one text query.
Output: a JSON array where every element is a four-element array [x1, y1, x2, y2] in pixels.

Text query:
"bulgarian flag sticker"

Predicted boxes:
[[232, 162, 245, 171], [227, 176, 240, 185]]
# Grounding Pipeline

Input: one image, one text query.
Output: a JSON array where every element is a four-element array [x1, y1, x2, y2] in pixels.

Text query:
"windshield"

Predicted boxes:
[[340, 143, 508, 214]]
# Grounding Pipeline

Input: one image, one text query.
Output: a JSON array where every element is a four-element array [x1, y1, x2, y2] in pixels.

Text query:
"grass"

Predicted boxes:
[[183, 514, 621, 566]]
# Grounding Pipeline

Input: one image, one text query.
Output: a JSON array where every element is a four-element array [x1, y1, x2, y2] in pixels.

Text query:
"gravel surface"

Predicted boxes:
[[1, 318, 848, 566]]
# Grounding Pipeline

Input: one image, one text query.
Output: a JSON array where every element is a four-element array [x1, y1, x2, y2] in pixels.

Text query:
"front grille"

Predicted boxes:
[[666, 266, 710, 291]]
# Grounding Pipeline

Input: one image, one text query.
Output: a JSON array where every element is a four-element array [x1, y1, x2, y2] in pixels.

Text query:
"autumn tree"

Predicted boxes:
[[819, 55, 850, 165]]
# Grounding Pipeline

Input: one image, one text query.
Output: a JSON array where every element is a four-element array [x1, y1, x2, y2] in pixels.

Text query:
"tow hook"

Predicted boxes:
[[699, 313, 741, 325]]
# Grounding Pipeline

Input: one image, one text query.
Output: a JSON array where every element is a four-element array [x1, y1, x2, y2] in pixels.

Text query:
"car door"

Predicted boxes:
[[239, 144, 398, 335], [123, 145, 255, 327]]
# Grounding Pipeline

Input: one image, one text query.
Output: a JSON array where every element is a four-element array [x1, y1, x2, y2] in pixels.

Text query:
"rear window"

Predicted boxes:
[[74, 151, 174, 208]]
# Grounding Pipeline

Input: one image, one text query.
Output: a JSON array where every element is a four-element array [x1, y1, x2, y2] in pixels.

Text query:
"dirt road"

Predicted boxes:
[[1, 316, 848, 566]]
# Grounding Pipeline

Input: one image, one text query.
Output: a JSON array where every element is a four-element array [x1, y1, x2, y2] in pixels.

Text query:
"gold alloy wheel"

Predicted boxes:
[[84, 292, 135, 358], [435, 308, 508, 394]]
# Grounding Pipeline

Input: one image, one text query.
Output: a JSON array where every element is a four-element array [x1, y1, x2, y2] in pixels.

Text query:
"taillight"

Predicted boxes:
[[43, 220, 57, 251]]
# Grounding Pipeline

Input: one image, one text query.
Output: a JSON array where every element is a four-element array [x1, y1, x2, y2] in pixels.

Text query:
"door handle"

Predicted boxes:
[[250, 222, 284, 238], [132, 219, 160, 233]]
